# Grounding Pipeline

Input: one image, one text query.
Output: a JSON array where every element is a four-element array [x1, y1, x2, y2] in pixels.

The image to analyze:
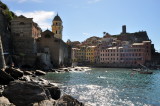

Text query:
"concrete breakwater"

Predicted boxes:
[[0, 67, 89, 106]]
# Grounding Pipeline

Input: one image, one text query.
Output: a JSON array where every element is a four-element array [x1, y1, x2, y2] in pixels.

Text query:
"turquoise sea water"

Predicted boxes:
[[44, 68, 160, 106]]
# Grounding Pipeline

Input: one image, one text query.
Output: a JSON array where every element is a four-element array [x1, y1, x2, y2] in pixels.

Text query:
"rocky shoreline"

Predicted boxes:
[[0, 67, 91, 106]]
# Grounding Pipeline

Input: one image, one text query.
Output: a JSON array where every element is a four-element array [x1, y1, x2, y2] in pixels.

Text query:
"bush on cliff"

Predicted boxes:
[[0, 1, 17, 21]]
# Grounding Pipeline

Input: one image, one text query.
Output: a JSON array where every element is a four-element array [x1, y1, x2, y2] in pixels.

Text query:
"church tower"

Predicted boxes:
[[52, 14, 63, 39]]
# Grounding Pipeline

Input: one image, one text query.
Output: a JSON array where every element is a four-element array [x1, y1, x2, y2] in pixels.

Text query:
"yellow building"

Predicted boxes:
[[86, 46, 96, 63], [51, 14, 63, 39], [77, 46, 86, 62]]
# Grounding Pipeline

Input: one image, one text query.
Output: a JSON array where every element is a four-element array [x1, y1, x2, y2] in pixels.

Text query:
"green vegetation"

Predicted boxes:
[[112, 35, 119, 38], [0, 1, 17, 21]]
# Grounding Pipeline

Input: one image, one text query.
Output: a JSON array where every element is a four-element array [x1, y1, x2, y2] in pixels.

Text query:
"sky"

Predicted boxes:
[[1, 0, 160, 51]]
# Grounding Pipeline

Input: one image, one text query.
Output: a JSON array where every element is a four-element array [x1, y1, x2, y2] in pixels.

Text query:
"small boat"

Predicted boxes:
[[133, 63, 153, 74], [132, 69, 153, 74], [132, 69, 141, 72], [139, 71, 153, 74]]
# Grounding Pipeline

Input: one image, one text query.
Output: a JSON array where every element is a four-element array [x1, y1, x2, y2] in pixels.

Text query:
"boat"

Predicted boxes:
[[132, 68, 141, 72], [139, 71, 153, 74], [137, 63, 153, 74]]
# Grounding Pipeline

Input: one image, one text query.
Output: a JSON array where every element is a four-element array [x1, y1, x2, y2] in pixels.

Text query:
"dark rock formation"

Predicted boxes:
[[44, 85, 61, 100], [2, 81, 49, 106], [5, 67, 23, 79], [56, 95, 84, 106], [35, 70, 46, 75], [0, 69, 14, 85], [0, 36, 6, 69]]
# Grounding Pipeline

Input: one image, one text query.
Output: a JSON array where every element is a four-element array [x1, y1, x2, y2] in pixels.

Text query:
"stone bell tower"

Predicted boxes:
[[51, 14, 63, 39]]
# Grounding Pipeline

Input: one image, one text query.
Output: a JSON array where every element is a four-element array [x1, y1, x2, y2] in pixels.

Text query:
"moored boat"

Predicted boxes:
[[139, 71, 153, 74]]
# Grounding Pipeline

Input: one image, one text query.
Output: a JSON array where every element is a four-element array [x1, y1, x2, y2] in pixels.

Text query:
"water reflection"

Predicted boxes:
[[44, 68, 160, 106]]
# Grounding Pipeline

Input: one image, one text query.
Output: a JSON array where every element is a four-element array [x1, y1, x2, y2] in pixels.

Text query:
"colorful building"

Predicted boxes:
[[51, 14, 63, 39], [99, 41, 151, 67], [77, 46, 86, 63], [71, 48, 79, 62], [86, 46, 96, 63]]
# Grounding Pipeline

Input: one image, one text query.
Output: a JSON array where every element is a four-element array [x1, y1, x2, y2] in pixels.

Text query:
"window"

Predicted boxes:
[[19, 22, 25, 25]]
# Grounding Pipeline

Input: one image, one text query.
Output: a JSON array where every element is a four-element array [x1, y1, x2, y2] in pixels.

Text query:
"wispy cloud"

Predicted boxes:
[[83, 33, 91, 36], [87, 0, 102, 4], [13, 0, 43, 3], [15, 10, 56, 30]]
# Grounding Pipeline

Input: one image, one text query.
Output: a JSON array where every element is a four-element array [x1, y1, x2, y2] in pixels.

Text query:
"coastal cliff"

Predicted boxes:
[[0, 1, 17, 67]]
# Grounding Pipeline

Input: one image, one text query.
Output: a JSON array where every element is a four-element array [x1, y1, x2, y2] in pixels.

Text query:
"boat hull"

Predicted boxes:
[[139, 71, 153, 74]]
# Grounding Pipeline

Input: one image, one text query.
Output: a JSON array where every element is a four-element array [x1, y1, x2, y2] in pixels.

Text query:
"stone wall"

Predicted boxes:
[[11, 16, 40, 54], [38, 30, 71, 68], [59, 40, 72, 66], [0, 10, 11, 66], [117, 31, 150, 43]]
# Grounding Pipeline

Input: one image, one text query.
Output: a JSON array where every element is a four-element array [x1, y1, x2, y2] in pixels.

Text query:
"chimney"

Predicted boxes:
[[122, 25, 126, 34]]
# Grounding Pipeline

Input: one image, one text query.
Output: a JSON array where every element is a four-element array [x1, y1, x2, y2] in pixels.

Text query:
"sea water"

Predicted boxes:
[[44, 68, 160, 106]]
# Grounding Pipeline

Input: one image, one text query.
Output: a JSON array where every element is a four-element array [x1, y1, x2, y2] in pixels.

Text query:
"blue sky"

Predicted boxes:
[[1, 0, 160, 51]]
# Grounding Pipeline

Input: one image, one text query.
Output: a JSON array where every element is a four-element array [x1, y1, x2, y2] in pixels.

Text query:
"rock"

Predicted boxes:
[[32, 74, 37, 77], [3, 81, 49, 106], [51, 69, 56, 72], [0, 69, 14, 85], [19, 75, 31, 81], [32, 99, 55, 106], [0, 96, 15, 106], [56, 95, 84, 106], [5, 67, 23, 79], [74, 68, 78, 71], [60, 68, 69, 72], [0, 91, 2, 97], [44, 85, 61, 100], [35, 70, 46, 76], [24, 71, 33, 75], [38, 78, 49, 85]]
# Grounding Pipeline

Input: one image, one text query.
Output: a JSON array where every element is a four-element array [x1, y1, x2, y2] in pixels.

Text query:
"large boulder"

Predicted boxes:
[[5, 67, 23, 79], [35, 70, 46, 76], [0, 96, 15, 106], [0, 69, 14, 85], [44, 85, 61, 100], [2, 81, 49, 106], [56, 95, 84, 106]]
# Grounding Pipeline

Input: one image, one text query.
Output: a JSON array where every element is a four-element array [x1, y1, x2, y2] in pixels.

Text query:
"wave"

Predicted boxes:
[[97, 76, 107, 79]]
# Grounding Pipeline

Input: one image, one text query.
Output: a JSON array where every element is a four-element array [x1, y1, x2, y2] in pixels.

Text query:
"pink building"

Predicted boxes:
[[99, 41, 151, 67]]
